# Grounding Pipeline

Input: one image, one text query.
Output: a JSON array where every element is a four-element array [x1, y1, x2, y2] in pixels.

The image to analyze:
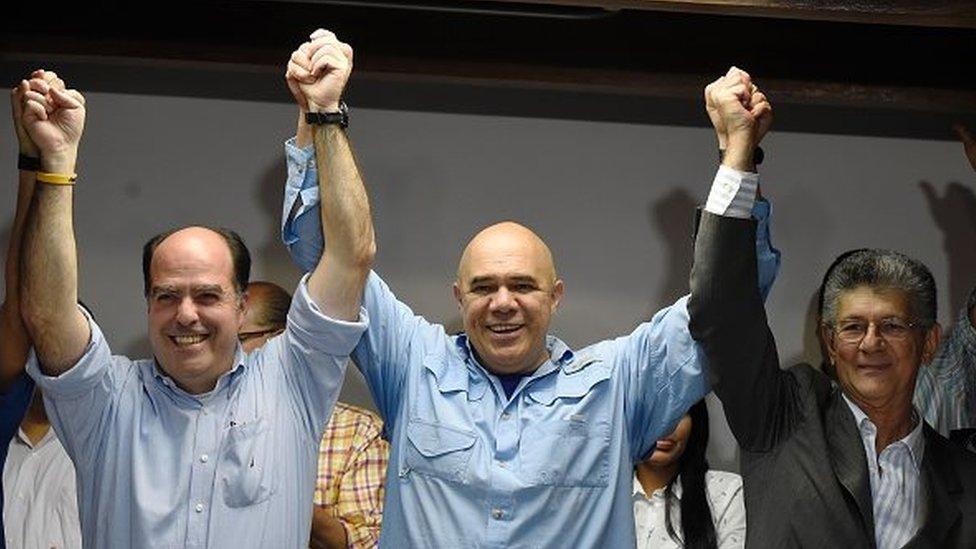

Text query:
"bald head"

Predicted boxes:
[[457, 222, 557, 285], [143, 225, 250, 297]]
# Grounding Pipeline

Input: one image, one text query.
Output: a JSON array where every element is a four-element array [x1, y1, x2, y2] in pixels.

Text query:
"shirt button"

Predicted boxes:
[[491, 509, 504, 520], [195, 503, 204, 513], [500, 412, 511, 420], [200, 454, 209, 463], [497, 461, 507, 469]]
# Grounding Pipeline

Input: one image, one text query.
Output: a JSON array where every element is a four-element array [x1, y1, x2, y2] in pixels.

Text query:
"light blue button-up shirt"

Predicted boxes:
[[26, 276, 367, 549], [281, 138, 779, 548]]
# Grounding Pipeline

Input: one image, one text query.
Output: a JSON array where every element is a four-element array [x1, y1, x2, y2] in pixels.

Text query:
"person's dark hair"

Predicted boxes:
[[247, 281, 292, 329], [819, 249, 937, 329], [664, 399, 717, 549], [142, 225, 251, 297]]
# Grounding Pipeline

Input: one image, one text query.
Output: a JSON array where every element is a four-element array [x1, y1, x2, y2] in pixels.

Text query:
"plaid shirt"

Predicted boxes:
[[914, 289, 976, 437], [313, 402, 389, 548]]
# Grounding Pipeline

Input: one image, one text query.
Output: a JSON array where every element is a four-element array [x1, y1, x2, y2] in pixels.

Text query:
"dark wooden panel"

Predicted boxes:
[[483, 0, 976, 28], [3, 1, 974, 124]]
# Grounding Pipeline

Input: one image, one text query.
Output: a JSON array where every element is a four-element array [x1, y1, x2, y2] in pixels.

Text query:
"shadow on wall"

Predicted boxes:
[[921, 180, 976, 316], [254, 157, 303, 290], [785, 290, 828, 374], [649, 188, 697, 311]]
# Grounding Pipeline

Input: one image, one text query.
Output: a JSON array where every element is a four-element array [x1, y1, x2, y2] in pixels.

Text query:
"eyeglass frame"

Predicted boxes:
[[823, 317, 926, 345]]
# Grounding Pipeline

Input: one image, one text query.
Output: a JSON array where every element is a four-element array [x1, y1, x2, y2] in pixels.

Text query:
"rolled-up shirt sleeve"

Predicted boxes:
[[281, 137, 323, 274], [273, 273, 369, 437], [621, 296, 709, 461], [25, 306, 127, 473]]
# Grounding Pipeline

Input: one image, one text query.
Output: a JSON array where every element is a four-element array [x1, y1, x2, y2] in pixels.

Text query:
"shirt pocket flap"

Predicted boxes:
[[526, 362, 611, 406], [406, 421, 477, 458]]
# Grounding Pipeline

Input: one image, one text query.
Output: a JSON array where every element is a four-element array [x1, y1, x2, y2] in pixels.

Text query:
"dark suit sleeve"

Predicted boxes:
[[688, 211, 798, 452]]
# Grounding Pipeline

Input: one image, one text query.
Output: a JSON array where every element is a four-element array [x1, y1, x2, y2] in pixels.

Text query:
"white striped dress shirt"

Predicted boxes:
[[843, 395, 925, 549]]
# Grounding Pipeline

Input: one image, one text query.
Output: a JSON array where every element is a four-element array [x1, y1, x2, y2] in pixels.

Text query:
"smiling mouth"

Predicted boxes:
[[487, 324, 523, 335], [655, 440, 676, 451], [857, 363, 892, 374], [170, 334, 208, 347]]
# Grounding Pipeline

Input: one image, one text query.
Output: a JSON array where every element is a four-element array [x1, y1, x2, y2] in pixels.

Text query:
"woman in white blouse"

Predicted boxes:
[[633, 399, 746, 549]]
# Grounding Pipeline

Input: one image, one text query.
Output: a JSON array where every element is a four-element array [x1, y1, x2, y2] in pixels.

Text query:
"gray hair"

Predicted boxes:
[[819, 249, 936, 328]]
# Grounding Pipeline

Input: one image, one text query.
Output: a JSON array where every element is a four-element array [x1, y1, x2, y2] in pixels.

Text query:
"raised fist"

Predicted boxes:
[[20, 72, 85, 173], [11, 70, 66, 157], [704, 67, 772, 154], [285, 29, 353, 113]]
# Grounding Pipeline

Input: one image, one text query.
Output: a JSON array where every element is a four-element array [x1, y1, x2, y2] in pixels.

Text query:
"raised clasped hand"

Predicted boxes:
[[285, 29, 353, 113], [20, 70, 85, 173]]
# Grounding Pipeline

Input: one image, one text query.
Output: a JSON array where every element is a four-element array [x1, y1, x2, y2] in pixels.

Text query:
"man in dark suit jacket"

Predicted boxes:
[[688, 67, 976, 548]]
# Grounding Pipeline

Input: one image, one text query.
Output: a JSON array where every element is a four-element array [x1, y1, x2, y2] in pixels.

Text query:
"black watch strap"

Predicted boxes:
[[718, 146, 764, 166], [18, 153, 41, 171], [305, 101, 348, 128]]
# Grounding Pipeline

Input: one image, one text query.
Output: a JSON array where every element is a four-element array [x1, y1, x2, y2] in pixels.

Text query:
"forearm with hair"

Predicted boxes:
[[20, 183, 90, 374], [306, 125, 375, 321], [0, 171, 37, 388]]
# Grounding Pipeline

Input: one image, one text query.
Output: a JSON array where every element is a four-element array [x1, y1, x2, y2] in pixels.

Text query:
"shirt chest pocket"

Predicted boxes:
[[219, 417, 278, 508], [520, 365, 612, 487], [403, 420, 477, 483]]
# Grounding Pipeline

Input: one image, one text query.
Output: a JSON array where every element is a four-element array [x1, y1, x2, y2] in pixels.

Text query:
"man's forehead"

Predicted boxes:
[[461, 250, 553, 284], [152, 229, 233, 271], [459, 224, 555, 281], [151, 230, 236, 290], [467, 272, 541, 285], [837, 286, 911, 316]]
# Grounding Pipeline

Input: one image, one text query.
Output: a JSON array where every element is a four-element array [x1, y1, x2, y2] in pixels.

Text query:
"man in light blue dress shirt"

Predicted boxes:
[[15, 34, 371, 549], [281, 33, 779, 548]]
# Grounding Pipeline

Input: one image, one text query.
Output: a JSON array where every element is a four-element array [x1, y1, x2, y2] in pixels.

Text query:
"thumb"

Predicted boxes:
[[50, 87, 83, 109]]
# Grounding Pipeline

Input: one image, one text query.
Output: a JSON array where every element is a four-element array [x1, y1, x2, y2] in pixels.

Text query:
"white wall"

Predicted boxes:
[[2, 88, 973, 471]]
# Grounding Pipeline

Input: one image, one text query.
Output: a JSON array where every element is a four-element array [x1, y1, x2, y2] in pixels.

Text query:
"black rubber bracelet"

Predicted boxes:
[[18, 153, 41, 171]]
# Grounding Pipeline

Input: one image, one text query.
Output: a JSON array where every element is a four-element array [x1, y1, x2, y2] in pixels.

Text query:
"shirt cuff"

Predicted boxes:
[[282, 137, 324, 275], [285, 136, 316, 178], [26, 305, 111, 400], [704, 165, 759, 219], [288, 273, 369, 358]]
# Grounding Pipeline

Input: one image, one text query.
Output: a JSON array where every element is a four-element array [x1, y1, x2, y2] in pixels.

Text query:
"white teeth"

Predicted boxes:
[[488, 325, 520, 333], [172, 334, 207, 346]]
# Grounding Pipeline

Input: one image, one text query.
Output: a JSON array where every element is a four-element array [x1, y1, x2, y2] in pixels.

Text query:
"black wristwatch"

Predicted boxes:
[[305, 101, 348, 129]]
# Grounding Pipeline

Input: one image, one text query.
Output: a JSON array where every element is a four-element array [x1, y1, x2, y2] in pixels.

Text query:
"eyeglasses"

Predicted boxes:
[[828, 318, 919, 344], [238, 327, 284, 343]]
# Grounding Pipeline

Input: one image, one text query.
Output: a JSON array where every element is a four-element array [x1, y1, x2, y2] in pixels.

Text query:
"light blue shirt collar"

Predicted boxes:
[[149, 345, 249, 404]]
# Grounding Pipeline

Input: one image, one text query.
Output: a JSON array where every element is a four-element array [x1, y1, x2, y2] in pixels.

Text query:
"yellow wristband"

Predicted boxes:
[[36, 172, 78, 185]]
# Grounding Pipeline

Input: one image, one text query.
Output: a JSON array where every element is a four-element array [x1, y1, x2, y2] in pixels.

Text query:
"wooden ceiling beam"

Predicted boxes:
[[479, 0, 976, 29]]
